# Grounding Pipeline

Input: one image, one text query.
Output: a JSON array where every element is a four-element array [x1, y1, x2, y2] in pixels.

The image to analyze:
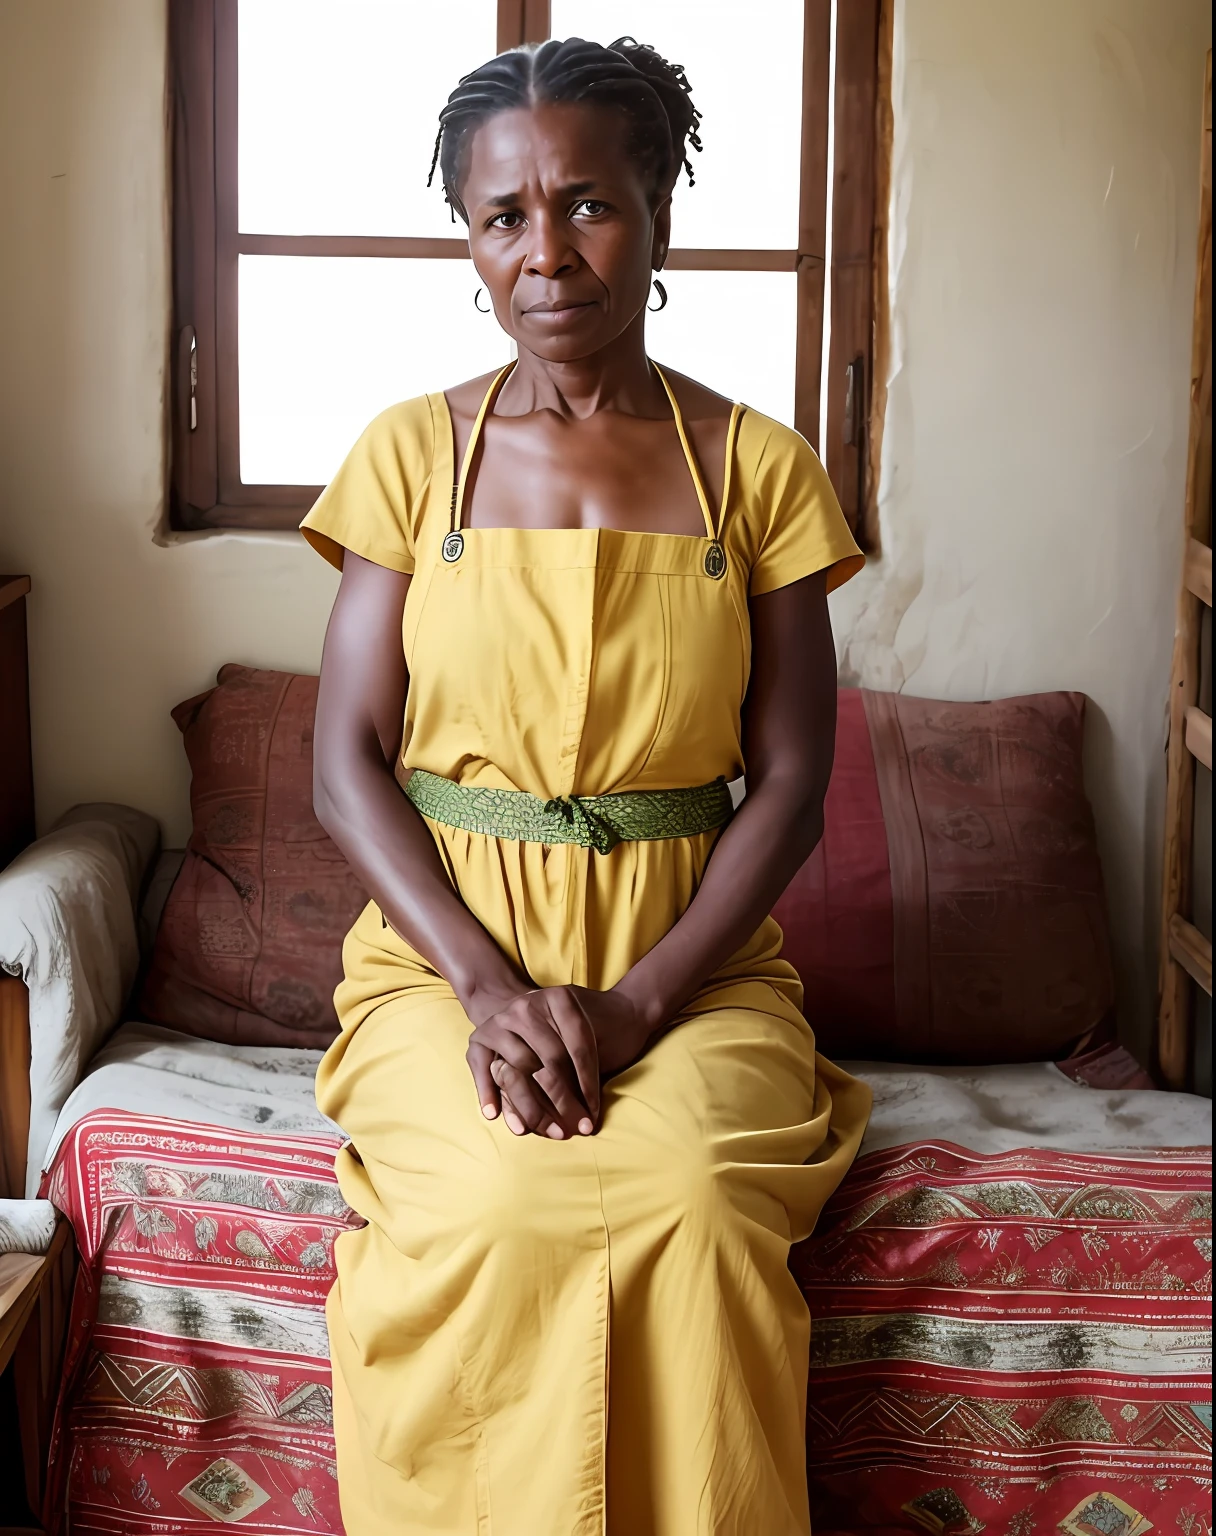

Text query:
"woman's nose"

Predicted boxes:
[[524, 213, 578, 278]]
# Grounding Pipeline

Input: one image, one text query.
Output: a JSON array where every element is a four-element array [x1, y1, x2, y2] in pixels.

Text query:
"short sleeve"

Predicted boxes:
[[299, 395, 437, 574], [736, 411, 865, 597]]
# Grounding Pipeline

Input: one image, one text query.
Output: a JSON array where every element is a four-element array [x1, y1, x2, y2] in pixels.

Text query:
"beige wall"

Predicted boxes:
[[0, 1, 1210, 1054], [831, 0, 1211, 1056], [0, 0, 339, 848]]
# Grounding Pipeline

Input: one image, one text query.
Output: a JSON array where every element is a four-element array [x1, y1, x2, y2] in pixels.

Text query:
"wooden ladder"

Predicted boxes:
[[1158, 51, 1213, 1089]]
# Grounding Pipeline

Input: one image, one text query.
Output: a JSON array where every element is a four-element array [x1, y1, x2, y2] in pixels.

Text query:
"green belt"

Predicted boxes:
[[403, 769, 733, 855]]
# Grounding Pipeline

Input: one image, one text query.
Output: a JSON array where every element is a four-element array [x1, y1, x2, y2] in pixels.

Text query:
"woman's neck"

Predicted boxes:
[[496, 313, 668, 421]]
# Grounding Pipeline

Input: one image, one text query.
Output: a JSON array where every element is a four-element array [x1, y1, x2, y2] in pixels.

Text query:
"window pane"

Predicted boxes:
[[646, 269, 796, 425], [238, 0, 497, 237], [239, 256, 511, 484], [550, 1, 803, 249]]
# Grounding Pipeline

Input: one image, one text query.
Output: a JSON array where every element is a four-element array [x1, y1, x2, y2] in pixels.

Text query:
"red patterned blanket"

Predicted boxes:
[[42, 1114, 357, 1533], [42, 1115, 1212, 1534], [795, 1142, 1213, 1536]]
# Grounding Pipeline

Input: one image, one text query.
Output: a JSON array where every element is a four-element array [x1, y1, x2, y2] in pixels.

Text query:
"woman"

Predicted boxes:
[[304, 35, 869, 1536]]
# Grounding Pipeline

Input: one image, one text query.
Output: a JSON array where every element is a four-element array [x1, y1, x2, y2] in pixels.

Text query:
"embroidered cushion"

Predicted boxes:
[[774, 688, 1114, 1062], [138, 665, 367, 1048]]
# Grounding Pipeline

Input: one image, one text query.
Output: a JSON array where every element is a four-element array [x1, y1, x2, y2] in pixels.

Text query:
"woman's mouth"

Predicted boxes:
[[524, 301, 596, 318]]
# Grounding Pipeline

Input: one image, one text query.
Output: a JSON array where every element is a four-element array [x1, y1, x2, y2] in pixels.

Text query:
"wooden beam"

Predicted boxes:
[[794, 0, 831, 454], [521, 0, 549, 44], [0, 976, 32, 1200], [666, 248, 799, 272], [0, 579, 35, 870], [863, 0, 895, 551], [1184, 704, 1212, 770], [824, 0, 881, 540], [0, 575, 31, 614], [1157, 50, 1212, 1089], [1169, 913, 1213, 996], [497, 0, 525, 52], [1184, 536, 1212, 606], [237, 234, 470, 260], [234, 235, 801, 271], [169, 0, 220, 520], [0, 1255, 43, 1379], [11, 1221, 76, 1527]]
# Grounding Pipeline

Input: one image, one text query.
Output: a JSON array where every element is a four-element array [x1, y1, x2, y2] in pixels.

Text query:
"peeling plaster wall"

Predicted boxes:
[[830, 0, 1211, 1057]]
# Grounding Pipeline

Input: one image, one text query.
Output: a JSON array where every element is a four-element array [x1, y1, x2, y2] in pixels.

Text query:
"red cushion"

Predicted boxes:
[[773, 689, 897, 1041], [138, 665, 368, 1047], [774, 688, 1114, 1062]]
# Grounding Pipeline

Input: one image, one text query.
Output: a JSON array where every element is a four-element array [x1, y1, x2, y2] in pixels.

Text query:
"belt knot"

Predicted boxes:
[[542, 794, 621, 855]]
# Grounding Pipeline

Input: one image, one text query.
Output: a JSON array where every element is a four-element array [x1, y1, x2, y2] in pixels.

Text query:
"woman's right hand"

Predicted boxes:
[[466, 988, 601, 1140]]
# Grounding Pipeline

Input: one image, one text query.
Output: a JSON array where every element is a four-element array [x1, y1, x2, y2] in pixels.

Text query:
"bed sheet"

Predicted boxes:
[[44, 1023, 1213, 1170]]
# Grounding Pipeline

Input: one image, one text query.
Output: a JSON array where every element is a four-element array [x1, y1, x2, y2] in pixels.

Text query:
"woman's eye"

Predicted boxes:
[[572, 200, 608, 219], [490, 211, 524, 230]]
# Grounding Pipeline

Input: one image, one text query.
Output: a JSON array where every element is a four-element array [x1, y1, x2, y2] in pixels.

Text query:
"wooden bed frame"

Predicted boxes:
[[1, 979, 75, 1536], [0, 976, 32, 1206]]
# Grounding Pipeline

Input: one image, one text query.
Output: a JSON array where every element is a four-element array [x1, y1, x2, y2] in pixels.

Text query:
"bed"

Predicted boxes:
[[34, 1024, 1213, 1535], [2, 673, 1210, 1534]]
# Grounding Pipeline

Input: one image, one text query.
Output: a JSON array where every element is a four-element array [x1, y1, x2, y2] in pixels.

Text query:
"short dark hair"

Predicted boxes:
[[428, 36, 703, 217]]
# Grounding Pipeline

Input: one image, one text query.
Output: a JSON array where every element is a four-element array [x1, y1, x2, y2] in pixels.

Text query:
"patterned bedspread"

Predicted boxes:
[[41, 1114, 356, 1533], [795, 1142, 1213, 1536], [41, 1114, 1212, 1534]]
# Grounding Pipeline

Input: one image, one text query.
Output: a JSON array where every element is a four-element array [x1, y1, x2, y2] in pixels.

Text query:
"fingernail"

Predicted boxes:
[[505, 1113, 525, 1135], [482, 1103, 499, 1119], [578, 1119, 594, 1136], [547, 1124, 566, 1140]]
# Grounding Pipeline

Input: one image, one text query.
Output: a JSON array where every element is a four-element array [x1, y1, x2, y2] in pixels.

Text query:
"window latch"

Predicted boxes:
[[179, 325, 198, 432], [188, 327, 198, 431], [843, 356, 864, 446]]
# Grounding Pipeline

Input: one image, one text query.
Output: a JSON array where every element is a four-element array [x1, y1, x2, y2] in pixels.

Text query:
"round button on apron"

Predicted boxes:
[[703, 539, 726, 580], [442, 530, 465, 563]]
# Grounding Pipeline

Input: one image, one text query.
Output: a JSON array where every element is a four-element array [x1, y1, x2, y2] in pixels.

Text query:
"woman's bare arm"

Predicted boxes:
[[313, 555, 517, 1003], [313, 553, 600, 1134]]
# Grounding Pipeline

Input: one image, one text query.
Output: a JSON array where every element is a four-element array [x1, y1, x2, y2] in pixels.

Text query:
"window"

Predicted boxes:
[[170, 0, 888, 542]]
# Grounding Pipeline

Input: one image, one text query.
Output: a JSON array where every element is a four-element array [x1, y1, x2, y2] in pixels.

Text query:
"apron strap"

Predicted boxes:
[[720, 401, 743, 534], [651, 363, 717, 540], [452, 361, 517, 533], [652, 365, 742, 542], [453, 359, 742, 543]]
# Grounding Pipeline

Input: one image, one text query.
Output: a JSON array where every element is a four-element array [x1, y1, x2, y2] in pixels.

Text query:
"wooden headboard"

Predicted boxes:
[[0, 573, 35, 1200], [0, 975, 32, 1199], [0, 574, 35, 872]]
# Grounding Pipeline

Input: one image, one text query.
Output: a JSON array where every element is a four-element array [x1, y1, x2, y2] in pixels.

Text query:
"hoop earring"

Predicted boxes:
[[473, 287, 492, 314], [647, 278, 668, 313]]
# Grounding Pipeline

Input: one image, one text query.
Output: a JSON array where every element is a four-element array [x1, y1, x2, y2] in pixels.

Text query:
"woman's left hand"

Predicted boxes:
[[491, 984, 655, 1136], [572, 984, 656, 1077]]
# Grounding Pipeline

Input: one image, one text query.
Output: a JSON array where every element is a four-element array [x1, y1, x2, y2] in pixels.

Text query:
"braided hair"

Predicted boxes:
[[427, 36, 703, 218]]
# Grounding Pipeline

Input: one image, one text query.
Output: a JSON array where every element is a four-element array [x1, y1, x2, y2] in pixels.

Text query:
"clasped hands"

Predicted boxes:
[[466, 985, 652, 1138]]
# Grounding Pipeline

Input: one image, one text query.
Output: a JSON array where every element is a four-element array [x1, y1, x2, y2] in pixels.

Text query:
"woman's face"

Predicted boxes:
[[458, 101, 670, 362]]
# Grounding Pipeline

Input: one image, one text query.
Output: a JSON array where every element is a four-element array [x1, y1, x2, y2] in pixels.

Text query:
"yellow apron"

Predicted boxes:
[[308, 367, 870, 1536]]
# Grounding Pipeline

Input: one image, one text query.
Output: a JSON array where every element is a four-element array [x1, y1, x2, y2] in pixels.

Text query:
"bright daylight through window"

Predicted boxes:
[[171, 1, 883, 535]]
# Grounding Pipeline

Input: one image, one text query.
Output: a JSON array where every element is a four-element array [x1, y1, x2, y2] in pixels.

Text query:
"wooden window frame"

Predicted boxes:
[[170, 0, 887, 542]]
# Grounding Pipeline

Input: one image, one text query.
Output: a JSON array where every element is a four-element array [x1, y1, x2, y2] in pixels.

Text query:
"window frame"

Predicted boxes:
[[169, 0, 886, 542]]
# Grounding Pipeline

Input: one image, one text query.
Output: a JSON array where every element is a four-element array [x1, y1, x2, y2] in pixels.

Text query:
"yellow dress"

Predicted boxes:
[[301, 367, 870, 1536]]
